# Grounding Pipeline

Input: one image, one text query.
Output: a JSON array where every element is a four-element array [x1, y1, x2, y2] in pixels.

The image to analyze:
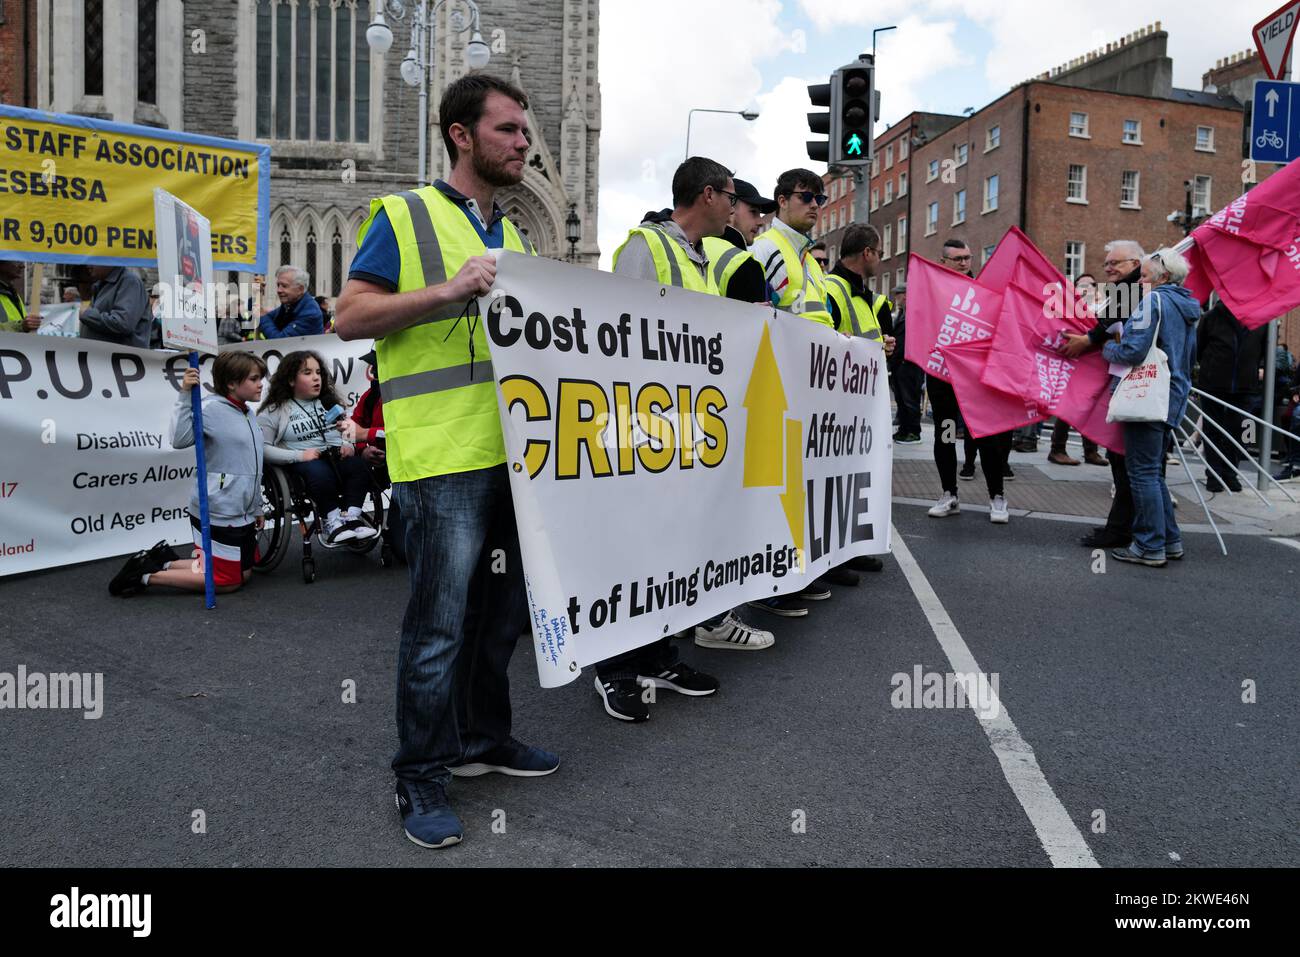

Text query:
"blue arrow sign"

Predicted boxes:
[[1251, 79, 1300, 163]]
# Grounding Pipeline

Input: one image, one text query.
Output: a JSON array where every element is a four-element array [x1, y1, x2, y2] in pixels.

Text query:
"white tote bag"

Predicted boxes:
[[1106, 294, 1169, 423]]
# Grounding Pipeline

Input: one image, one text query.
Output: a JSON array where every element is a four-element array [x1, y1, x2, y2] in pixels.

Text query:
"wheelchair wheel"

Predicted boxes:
[[254, 467, 294, 573], [302, 556, 316, 583]]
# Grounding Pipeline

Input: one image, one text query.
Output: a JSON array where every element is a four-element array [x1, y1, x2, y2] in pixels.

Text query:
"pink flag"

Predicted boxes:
[[940, 338, 1042, 438], [1050, 349, 1124, 454], [976, 278, 1124, 451], [1186, 156, 1300, 327], [902, 254, 1001, 384], [978, 226, 1068, 295]]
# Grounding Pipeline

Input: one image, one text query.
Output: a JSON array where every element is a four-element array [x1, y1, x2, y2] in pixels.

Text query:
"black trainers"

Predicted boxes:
[[823, 566, 859, 587], [848, 555, 885, 572], [108, 550, 163, 597], [148, 539, 185, 567], [1003, 463, 1015, 480], [799, 576, 833, 601], [747, 596, 809, 617], [636, 661, 719, 697], [594, 677, 650, 722], [959, 463, 976, 481]]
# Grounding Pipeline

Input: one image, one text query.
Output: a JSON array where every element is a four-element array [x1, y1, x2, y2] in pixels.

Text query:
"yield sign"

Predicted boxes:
[[1254, 0, 1300, 79]]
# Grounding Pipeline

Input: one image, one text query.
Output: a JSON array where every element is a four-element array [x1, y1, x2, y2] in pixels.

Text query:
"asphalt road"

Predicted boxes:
[[1, 504, 1296, 867]]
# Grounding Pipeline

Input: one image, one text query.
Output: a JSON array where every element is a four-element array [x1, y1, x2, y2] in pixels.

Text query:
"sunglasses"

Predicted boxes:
[[786, 190, 829, 207], [711, 187, 739, 208]]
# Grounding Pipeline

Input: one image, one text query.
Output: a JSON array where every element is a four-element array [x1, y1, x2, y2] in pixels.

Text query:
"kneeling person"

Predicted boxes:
[[110, 352, 269, 597]]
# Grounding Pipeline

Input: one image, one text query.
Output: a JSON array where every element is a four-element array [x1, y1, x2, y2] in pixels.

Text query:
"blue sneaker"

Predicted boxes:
[[395, 780, 463, 849], [450, 737, 560, 778]]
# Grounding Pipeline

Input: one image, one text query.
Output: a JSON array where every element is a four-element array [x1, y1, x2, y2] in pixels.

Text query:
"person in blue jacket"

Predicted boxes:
[[1101, 248, 1200, 568], [258, 265, 324, 339]]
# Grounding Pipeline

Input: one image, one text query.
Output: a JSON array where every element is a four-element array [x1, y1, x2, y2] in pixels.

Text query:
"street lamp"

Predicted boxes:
[[366, 0, 491, 187], [565, 204, 581, 262], [684, 107, 760, 159]]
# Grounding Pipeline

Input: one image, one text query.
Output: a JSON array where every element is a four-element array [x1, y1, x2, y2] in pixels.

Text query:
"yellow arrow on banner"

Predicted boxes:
[[780, 417, 805, 570], [742, 323, 788, 487]]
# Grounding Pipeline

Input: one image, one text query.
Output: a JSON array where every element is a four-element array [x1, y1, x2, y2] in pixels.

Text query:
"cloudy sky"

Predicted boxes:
[[595, 0, 1260, 265]]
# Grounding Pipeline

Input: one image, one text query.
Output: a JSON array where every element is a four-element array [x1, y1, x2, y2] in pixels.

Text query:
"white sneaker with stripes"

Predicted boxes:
[[693, 611, 775, 651]]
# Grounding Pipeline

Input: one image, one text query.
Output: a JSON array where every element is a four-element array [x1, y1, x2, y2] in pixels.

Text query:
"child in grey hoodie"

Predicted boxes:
[[109, 351, 269, 596]]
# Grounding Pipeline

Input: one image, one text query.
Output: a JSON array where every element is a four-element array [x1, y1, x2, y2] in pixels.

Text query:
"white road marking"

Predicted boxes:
[[891, 526, 1100, 868], [1270, 537, 1300, 552]]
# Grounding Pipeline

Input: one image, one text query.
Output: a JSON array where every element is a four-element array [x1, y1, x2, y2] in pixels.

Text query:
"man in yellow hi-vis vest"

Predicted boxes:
[[335, 75, 556, 852], [823, 223, 896, 353], [597, 159, 775, 723], [0, 260, 40, 333], [823, 223, 897, 578], [749, 168, 836, 330], [747, 170, 838, 613]]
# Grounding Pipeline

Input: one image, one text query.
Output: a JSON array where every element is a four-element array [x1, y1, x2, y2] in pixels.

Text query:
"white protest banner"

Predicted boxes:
[[34, 302, 80, 337], [154, 189, 218, 355], [0, 334, 372, 576], [483, 252, 893, 688]]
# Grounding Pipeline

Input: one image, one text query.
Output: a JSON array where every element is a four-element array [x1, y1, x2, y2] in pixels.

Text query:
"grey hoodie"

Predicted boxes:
[[170, 391, 265, 526]]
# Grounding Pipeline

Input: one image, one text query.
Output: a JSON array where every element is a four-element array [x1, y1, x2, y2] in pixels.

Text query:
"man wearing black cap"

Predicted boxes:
[[702, 178, 774, 303]]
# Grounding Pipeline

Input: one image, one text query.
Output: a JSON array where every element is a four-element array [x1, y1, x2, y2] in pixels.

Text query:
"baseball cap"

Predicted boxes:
[[733, 179, 776, 213]]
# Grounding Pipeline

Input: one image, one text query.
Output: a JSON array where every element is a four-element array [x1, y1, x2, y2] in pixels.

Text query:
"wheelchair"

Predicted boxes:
[[253, 450, 403, 583]]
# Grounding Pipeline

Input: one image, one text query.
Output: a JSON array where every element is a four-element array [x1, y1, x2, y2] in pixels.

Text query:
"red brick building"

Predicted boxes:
[[911, 26, 1255, 287], [0, 0, 38, 107]]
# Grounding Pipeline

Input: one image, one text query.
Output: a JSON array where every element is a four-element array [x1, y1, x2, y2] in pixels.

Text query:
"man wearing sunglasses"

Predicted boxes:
[[750, 169, 836, 332], [747, 169, 837, 618]]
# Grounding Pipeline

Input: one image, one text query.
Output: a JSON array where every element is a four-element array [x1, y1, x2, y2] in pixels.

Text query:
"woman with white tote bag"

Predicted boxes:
[[1100, 249, 1202, 567]]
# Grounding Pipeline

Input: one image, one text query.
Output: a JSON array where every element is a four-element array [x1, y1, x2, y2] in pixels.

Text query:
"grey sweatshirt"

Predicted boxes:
[[257, 399, 344, 466], [170, 390, 266, 526], [80, 267, 152, 348]]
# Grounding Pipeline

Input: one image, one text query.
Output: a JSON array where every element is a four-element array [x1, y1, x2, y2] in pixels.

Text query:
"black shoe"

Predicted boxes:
[[1225, 477, 1242, 492], [848, 555, 885, 573], [823, 566, 859, 587], [747, 596, 809, 617], [108, 550, 163, 596], [1079, 529, 1130, 548], [959, 463, 976, 481], [148, 539, 185, 567], [1205, 477, 1225, 493], [1003, 463, 1015, 480], [892, 431, 922, 444], [799, 576, 833, 601], [637, 661, 719, 697], [594, 677, 650, 722], [1274, 466, 1297, 480]]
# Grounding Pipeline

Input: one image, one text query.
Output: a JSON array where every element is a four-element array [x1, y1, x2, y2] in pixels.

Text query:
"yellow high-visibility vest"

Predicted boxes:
[[356, 185, 534, 482], [755, 226, 834, 328], [824, 273, 888, 341], [701, 236, 754, 298], [0, 288, 26, 333], [613, 224, 717, 295]]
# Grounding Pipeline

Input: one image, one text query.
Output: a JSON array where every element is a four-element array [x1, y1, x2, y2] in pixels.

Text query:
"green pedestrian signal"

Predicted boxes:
[[846, 133, 863, 156]]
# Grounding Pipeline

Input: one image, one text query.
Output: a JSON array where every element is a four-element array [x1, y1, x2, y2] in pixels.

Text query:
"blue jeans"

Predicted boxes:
[[1123, 422, 1181, 559], [288, 454, 372, 513], [391, 465, 526, 785]]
